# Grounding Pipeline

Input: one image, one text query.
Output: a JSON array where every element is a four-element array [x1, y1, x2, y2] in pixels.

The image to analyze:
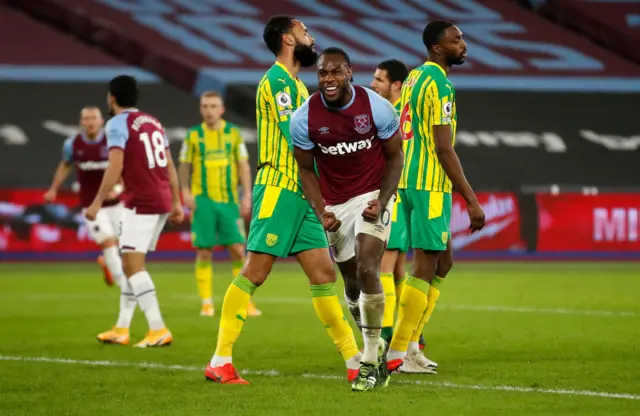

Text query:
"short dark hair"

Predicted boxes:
[[377, 59, 409, 84], [108, 75, 138, 107], [320, 47, 351, 67], [263, 15, 296, 56], [422, 20, 455, 51]]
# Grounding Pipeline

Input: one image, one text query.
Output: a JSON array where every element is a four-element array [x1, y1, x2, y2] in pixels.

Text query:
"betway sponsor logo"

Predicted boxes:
[[593, 208, 639, 242], [77, 160, 108, 171], [319, 138, 373, 155]]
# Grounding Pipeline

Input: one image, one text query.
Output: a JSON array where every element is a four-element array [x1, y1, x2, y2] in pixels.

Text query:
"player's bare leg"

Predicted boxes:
[[387, 249, 440, 372], [228, 243, 261, 317], [297, 248, 362, 383], [337, 257, 361, 328], [195, 248, 214, 316], [206, 251, 274, 384], [96, 238, 136, 345], [122, 252, 172, 348], [380, 249, 399, 343], [350, 233, 388, 391]]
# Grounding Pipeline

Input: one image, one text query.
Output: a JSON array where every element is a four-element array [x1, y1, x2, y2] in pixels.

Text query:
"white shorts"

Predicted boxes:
[[83, 203, 123, 245], [326, 190, 395, 263], [119, 207, 169, 253]]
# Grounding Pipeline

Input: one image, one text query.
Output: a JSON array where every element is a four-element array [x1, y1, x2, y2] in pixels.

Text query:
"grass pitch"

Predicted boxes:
[[0, 261, 639, 415]]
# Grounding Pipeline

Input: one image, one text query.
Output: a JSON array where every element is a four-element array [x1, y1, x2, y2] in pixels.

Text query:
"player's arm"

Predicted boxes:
[[430, 81, 484, 231], [107, 177, 125, 201], [235, 130, 252, 217], [178, 131, 194, 209], [44, 139, 74, 201], [93, 148, 124, 208], [166, 150, 181, 207], [165, 134, 185, 224], [290, 102, 336, 231], [379, 131, 404, 207], [264, 77, 296, 145], [369, 90, 404, 209]]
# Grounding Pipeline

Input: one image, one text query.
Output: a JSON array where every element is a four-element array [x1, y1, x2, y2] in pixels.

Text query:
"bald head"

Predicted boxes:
[[80, 106, 104, 139]]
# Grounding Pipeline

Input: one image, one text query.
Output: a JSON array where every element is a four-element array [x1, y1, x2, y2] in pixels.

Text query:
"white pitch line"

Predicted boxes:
[[1, 355, 639, 401]]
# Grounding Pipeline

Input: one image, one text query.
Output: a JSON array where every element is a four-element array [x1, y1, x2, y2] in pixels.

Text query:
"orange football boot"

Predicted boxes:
[[97, 255, 114, 287], [133, 328, 173, 348], [205, 363, 249, 385], [97, 327, 130, 345], [247, 300, 262, 317]]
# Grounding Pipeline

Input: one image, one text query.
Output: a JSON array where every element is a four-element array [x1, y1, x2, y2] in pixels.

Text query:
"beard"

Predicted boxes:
[[294, 44, 318, 68], [447, 54, 466, 66]]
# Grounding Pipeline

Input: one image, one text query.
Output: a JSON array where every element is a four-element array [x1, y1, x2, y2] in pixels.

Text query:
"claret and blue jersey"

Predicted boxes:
[[290, 85, 400, 205]]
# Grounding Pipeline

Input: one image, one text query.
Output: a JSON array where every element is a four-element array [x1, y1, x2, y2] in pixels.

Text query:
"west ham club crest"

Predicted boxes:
[[354, 114, 371, 134]]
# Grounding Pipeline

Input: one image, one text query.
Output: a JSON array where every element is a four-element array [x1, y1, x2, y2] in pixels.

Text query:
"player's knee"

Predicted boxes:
[[309, 266, 336, 286], [356, 260, 378, 282], [121, 254, 144, 277], [196, 249, 212, 263], [240, 253, 274, 287]]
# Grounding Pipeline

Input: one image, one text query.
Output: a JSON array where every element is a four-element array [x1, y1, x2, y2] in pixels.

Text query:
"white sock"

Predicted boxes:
[[210, 355, 233, 367], [346, 352, 362, 370], [116, 278, 137, 329], [407, 341, 419, 355], [387, 349, 407, 361], [128, 271, 165, 331], [359, 292, 385, 365], [345, 292, 361, 329], [103, 245, 125, 287]]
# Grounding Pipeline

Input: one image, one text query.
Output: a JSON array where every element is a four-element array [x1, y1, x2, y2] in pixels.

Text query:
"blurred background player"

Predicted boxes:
[[179, 91, 261, 318], [205, 16, 362, 386], [86, 75, 184, 347], [371, 60, 437, 373], [386, 21, 485, 372], [44, 107, 125, 288], [291, 47, 404, 391]]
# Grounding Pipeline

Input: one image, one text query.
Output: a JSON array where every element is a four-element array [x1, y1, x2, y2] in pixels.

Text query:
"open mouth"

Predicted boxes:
[[324, 86, 339, 98]]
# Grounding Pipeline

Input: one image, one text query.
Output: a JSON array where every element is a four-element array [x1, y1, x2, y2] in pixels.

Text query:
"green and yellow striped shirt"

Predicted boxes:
[[179, 120, 249, 203], [254, 62, 309, 195], [398, 62, 457, 193]]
